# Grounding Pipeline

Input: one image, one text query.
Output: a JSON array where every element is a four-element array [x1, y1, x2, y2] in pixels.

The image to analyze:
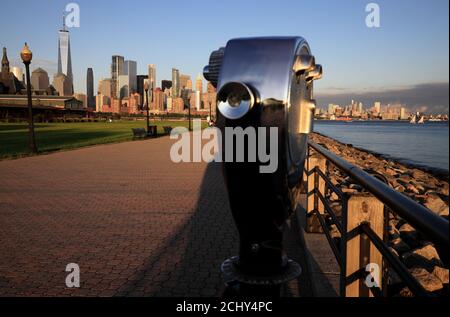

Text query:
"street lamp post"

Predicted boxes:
[[144, 82, 150, 134], [20, 43, 37, 154], [188, 100, 191, 131], [209, 99, 212, 125]]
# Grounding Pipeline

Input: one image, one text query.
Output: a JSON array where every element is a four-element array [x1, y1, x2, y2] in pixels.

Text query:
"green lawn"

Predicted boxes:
[[0, 120, 193, 158]]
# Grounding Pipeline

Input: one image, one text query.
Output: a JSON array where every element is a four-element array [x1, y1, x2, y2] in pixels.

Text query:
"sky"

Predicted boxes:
[[1, 0, 448, 113]]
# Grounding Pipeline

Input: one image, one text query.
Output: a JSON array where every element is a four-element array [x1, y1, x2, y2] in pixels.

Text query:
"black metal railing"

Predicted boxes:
[[305, 141, 449, 297]]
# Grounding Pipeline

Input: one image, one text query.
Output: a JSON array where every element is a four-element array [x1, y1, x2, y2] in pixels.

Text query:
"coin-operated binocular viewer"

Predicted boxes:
[[204, 37, 322, 294]]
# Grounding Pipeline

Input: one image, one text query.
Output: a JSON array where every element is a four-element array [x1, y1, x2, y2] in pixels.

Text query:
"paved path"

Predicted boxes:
[[0, 136, 311, 297]]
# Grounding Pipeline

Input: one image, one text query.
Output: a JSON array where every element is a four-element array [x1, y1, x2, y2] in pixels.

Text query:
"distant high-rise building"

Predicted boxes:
[[374, 101, 381, 115], [124, 60, 137, 93], [53, 73, 72, 96], [180, 74, 191, 89], [151, 88, 165, 112], [161, 80, 172, 91], [358, 102, 363, 114], [86, 68, 94, 110], [172, 97, 185, 113], [172, 68, 180, 98], [118, 75, 130, 99], [166, 97, 173, 111], [206, 82, 216, 93], [96, 94, 110, 112], [57, 17, 73, 94], [98, 78, 112, 98], [148, 64, 156, 90], [31, 68, 50, 91], [116, 60, 137, 99], [195, 74, 203, 93], [328, 103, 340, 115], [111, 55, 124, 98], [186, 79, 193, 90], [400, 107, 408, 120]]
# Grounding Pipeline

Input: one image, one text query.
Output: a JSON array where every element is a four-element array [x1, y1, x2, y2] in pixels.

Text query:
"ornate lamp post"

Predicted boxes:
[[188, 97, 192, 131], [144, 82, 150, 133], [20, 43, 38, 154], [209, 97, 212, 125]]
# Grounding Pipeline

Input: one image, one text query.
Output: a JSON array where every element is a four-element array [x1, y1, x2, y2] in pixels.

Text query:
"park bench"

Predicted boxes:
[[163, 126, 173, 134], [131, 128, 147, 139], [131, 126, 158, 139]]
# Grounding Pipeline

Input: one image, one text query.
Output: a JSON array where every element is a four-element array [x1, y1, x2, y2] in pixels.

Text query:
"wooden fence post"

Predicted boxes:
[[344, 193, 384, 297], [306, 153, 326, 233]]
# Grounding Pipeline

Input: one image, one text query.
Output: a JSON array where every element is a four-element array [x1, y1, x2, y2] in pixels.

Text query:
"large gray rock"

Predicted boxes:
[[409, 267, 443, 293], [402, 244, 443, 269], [424, 194, 449, 217]]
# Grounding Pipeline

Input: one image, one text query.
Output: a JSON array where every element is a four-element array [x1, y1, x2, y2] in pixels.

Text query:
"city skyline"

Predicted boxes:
[[0, 0, 448, 113]]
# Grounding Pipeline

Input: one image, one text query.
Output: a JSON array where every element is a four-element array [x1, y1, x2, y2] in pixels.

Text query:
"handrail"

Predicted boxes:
[[360, 224, 429, 297], [309, 141, 449, 249]]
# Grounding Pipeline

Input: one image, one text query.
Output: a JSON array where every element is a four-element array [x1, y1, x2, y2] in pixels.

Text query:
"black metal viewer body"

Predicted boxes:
[[203, 37, 322, 291]]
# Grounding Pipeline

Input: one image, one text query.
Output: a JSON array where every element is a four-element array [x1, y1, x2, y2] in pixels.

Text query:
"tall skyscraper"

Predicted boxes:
[[111, 55, 124, 98], [195, 74, 203, 93], [115, 60, 137, 99], [57, 17, 73, 94], [172, 68, 180, 98], [123, 60, 137, 95], [86, 68, 94, 110], [148, 64, 156, 90]]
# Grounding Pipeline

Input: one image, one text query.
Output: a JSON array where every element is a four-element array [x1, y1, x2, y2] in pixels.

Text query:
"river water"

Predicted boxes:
[[313, 120, 449, 172]]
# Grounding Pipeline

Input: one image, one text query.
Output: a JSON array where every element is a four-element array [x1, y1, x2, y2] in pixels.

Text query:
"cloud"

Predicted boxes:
[[316, 82, 449, 114]]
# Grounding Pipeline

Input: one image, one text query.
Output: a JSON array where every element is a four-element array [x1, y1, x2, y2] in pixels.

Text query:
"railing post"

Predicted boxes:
[[344, 193, 384, 297], [306, 152, 326, 233]]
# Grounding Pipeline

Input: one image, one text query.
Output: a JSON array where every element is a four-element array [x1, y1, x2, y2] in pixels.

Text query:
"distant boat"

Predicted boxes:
[[418, 116, 425, 124], [336, 117, 353, 122], [410, 115, 417, 124]]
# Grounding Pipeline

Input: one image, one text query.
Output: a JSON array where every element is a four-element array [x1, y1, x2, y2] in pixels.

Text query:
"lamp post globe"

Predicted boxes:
[[20, 42, 33, 64]]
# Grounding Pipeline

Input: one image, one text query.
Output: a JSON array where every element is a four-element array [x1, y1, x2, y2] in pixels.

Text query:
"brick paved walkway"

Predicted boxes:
[[0, 136, 310, 297]]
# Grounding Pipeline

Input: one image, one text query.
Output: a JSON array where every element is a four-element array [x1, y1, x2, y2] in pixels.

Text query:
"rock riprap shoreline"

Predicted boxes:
[[309, 132, 449, 296]]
